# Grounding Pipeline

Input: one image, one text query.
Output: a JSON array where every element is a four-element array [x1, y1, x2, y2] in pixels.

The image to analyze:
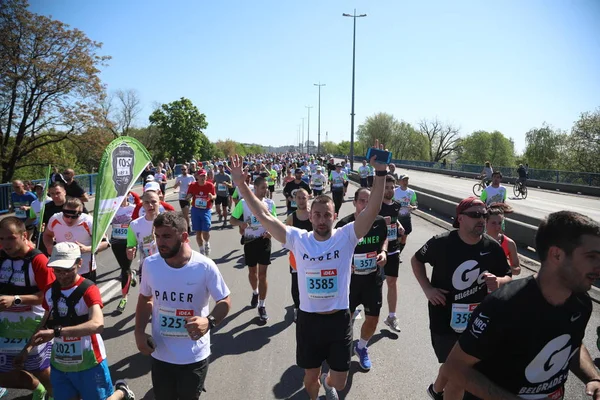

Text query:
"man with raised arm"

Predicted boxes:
[[229, 140, 388, 400]]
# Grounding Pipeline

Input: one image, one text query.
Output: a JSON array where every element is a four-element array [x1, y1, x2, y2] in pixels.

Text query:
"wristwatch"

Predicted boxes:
[[13, 295, 22, 306], [207, 315, 216, 330], [53, 326, 62, 338]]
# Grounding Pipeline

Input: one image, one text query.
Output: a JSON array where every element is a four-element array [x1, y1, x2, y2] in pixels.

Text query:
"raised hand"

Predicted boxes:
[[229, 155, 249, 186], [368, 139, 388, 171]]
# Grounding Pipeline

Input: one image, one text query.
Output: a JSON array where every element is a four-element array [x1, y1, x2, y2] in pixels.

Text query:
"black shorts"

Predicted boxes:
[[313, 189, 323, 196], [268, 185, 275, 193], [296, 309, 352, 372], [430, 331, 460, 363], [244, 237, 271, 267], [383, 252, 400, 278], [399, 215, 412, 236], [360, 178, 368, 188], [349, 272, 383, 317], [215, 195, 229, 206], [179, 199, 191, 209], [367, 176, 374, 187], [151, 357, 209, 399]]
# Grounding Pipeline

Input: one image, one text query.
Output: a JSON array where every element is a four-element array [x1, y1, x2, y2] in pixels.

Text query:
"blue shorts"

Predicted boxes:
[[51, 359, 114, 400], [191, 209, 212, 232]]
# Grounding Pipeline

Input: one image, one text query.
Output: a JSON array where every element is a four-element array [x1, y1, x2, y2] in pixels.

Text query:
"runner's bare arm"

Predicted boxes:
[[354, 141, 386, 238], [507, 238, 521, 275], [569, 344, 600, 383], [441, 345, 520, 400], [229, 155, 287, 244], [134, 293, 155, 355], [60, 303, 104, 337], [18, 309, 51, 355]]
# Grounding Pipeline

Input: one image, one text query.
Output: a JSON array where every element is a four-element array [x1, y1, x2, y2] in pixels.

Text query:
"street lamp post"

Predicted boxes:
[[301, 117, 305, 154], [305, 106, 313, 154], [343, 9, 367, 171], [314, 83, 325, 155]]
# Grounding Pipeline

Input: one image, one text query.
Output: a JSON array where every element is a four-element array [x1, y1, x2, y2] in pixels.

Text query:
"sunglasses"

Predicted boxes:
[[461, 211, 489, 219], [63, 211, 82, 219]]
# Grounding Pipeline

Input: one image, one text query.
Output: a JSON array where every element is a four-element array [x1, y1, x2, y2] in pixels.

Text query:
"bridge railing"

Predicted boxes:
[[345, 156, 600, 187]]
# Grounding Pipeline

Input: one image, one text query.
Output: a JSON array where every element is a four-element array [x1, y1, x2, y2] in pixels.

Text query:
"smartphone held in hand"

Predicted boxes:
[[366, 148, 392, 164]]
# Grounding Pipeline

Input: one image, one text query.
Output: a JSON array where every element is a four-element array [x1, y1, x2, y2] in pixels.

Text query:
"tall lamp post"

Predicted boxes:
[[343, 9, 367, 171], [305, 105, 313, 154], [314, 83, 325, 155], [301, 117, 305, 154]]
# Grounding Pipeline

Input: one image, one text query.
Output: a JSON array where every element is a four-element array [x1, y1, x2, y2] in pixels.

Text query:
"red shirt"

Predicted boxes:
[[131, 201, 175, 220], [187, 182, 215, 210]]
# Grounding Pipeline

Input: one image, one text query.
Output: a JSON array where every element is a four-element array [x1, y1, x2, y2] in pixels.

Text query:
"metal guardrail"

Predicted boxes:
[[345, 156, 600, 187]]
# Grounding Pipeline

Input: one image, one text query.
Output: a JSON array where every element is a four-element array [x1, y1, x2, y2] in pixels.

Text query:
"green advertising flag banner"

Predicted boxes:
[[36, 165, 52, 248], [92, 137, 152, 253]]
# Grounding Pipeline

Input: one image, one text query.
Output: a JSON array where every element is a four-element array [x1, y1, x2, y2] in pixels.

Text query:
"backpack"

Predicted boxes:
[[0, 248, 43, 295], [47, 279, 93, 328]]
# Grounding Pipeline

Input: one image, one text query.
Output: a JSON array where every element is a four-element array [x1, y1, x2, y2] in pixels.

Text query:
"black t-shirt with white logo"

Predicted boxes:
[[459, 276, 592, 399], [336, 214, 387, 275], [414, 230, 511, 335], [379, 201, 402, 254]]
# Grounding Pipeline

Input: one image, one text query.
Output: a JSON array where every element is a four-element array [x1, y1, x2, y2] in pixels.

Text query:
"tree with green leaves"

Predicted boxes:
[[0, 0, 109, 182], [523, 124, 568, 169], [569, 108, 600, 173], [458, 130, 515, 166], [149, 97, 209, 162]]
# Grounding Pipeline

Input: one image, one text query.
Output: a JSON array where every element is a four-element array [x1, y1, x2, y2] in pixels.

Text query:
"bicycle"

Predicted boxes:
[[472, 176, 488, 197], [513, 180, 528, 199]]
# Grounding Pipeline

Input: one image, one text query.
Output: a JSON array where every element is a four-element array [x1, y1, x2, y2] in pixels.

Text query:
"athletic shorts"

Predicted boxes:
[[51, 359, 114, 400], [228, 187, 235, 196], [152, 357, 209, 399], [179, 199, 191, 209], [268, 185, 275, 193], [399, 215, 412, 235], [430, 331, 460, 363], [243, 237, 271, 267], [0, 342, 51, 373], [383, 252, 400, 278], [367, 176, 374, 187], [360, 178, 368, 188], [313, 189, 323, 196], [296, 309, 352, 372], [215, 195, 229, 206], [349, 272, 383, 317], [191, 209, 212, 232]]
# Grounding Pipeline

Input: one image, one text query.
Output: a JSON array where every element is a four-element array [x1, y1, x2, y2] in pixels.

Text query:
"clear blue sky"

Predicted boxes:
[[29, 0, 600, 153]]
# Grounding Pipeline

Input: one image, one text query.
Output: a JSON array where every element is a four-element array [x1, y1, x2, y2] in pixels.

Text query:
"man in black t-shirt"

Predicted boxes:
[[336, 187, 388, 372], [411, 196, 512, 400], [283, 169, 311, 215], [441, 211, 600, 400], [62, 168, 89, 203], [379, 175, 404, 332]]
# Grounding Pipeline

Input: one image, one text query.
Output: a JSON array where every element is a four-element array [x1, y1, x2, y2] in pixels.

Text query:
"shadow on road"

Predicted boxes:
[[109, 352, 152, 381], [272, 364, 306, 399], [212, 249, 240, 264], [210, 306, 294, 364], [102, 312, 136, 340]]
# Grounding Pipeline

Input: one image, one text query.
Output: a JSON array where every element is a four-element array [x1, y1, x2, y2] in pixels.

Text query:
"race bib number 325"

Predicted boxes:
[[158, 307, 192, 338]]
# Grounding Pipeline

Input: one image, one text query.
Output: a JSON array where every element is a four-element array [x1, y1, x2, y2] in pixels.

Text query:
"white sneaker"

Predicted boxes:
[[199, 245, 206, 255], [204, 242, 211, 256]]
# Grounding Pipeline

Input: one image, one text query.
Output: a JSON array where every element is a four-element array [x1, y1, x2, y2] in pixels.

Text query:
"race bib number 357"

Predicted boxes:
[[305, 269, 338, 299]]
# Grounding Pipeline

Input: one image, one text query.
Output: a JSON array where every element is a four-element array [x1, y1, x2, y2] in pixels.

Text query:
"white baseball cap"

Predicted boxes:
[[144, 182, 160, 192], [144, 175, 155, 182], [48, 242, 81, 269]]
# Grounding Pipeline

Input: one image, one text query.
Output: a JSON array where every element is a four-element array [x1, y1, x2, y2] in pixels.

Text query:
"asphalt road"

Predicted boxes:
[[6, 182, 600, 399], [339, 159, 600, 224]]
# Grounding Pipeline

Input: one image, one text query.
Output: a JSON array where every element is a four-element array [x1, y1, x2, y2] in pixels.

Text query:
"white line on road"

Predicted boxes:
[[98, 279, 121, 303]]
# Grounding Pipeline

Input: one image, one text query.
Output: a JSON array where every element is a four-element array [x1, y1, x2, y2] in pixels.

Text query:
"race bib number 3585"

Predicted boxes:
[[305, 269, 338, 299]]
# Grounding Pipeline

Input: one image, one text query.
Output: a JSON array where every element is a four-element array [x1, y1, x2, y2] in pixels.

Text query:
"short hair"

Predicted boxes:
[[311, 195, 335, 209], [492, 171, 502, 178], [385, 175, 396, 185], [0, 217, 26, 234], [154, 211, 187, 234], [536, 211, 600, 262], [63, 197, 83, 210], [295, 188, 309, 198], [254, 177, 267, 187], [487, 207, 504, 217], [354, 187, 370, 201], [49, 182, 65, 190]]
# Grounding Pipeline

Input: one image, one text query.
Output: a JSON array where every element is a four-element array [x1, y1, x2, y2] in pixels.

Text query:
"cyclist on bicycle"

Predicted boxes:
[[480, 161, 493, 185], [516, 163, 528, 188]]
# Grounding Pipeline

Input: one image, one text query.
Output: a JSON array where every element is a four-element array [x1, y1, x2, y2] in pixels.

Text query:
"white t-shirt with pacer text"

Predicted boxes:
[[139, 251, 230, 365], [283, 223, 359, 313]]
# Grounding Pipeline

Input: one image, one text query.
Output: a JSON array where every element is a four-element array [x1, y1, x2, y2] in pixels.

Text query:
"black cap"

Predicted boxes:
[[335, 163, 342, 167]]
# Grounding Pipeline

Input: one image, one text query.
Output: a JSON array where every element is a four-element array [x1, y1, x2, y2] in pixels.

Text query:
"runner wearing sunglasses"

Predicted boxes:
[[43, 197, 109, 283], [411, 196, 512, 400]]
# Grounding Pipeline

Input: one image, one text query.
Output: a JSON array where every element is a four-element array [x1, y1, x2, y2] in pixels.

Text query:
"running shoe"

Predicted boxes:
[[32, 384, 46, 400], [353, 342, 372, 371], [427, 384, 443, 400], [384, 315, 401, 332], [130, 270, 138, 288], [218, 214, 223, 223], [0, 388, 7, 399], [352, 308, 362, 321], [204, 242, 211, 256], [199, 246, 206, 255], [258, 306, 269, 322], [116, 298, 127, 314], [320, 373, 339, 400], [250, 293, 259, 308], [115, 380, 135, 400]]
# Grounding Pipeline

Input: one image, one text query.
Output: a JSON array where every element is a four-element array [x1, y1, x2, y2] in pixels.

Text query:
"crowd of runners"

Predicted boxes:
[[1, 143, 599, 400]]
